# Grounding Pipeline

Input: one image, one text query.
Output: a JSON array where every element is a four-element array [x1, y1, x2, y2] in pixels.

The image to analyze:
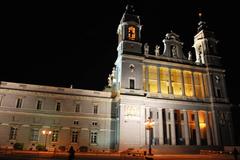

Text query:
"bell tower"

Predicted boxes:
[[114, 5, 144, 92], [193, 13, 221, 67], [193, 13, 232, 146], [117, 4, 142, 55]]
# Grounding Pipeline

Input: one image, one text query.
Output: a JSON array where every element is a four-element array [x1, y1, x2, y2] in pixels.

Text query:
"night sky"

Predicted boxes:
[[2, 1, 239, 104]]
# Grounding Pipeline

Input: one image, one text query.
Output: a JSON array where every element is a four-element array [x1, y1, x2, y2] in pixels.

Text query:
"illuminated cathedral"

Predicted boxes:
[[0, 5, 234, 152]]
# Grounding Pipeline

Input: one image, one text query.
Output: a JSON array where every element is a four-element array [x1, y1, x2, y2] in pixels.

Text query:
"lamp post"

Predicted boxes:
[[145, 117, 154, 155], [42, 130, 52, 150]]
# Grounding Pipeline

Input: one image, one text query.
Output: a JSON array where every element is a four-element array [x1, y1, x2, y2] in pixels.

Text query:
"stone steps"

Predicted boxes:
[[140, 145, 223, 154]]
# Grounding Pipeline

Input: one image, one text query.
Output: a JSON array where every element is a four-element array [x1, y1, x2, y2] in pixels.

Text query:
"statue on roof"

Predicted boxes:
[[107, 67, 116, 87], [188, 51, 192, 61], [155, 45, 160, 56], [171, 46, 177, 57], [144, 43, 149, 55]]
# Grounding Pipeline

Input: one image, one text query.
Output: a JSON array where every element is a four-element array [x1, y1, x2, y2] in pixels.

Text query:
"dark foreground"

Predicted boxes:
[[0, 150, 238, 160]]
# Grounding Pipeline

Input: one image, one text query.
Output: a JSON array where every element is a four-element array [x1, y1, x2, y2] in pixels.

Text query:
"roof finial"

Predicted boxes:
[[197, 11, 207, 32], [198, 12, 203, 21], [125, 4, 135, 14]]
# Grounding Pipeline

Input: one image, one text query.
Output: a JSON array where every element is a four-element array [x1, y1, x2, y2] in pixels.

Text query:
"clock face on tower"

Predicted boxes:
[[128, 26, 136, 41]]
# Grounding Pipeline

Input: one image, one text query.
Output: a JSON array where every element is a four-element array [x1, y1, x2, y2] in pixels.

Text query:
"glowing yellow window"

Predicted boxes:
[[171, 69, 182, 96], [128, 26, 136, 40], [198, 111, 207, 139], [148, 66, 157, 93], [194, 72, 204, 98], [203, 74, 209, 97], [160, 67, 169, 94], [183, 71, 193, 97]]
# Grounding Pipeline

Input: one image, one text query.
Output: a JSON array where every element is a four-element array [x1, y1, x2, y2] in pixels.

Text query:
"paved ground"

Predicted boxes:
[[0, 150, 238, 160]]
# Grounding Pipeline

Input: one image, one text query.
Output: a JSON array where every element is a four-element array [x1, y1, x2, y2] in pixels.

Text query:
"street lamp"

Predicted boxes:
[[145, 117, 154, 155], [42, 130, 52, 150]]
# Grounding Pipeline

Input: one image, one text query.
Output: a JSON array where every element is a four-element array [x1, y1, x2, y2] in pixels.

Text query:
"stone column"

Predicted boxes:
[[194, 111, 201, 145], [170, 109, 176, 145], [211, 110, 220, 145], [183, 110, 190, 145], [168, 68, 173, 94], [205, 111, 212, 145], [165, 109, 170, 144], [140, 106, 146, 146], [157, 67, 161, 93], [152, 111, 156, 145], [145, 107, 150, 145], [181, 70, 185, 96], [191, 72, 196, 97], [145, 66, 149, 92], [158, 108, 164, 145]]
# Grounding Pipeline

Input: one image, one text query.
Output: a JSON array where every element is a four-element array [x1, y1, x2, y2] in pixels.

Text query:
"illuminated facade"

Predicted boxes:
[[114, 5, 234, 150], [0, 5, 234, 152]]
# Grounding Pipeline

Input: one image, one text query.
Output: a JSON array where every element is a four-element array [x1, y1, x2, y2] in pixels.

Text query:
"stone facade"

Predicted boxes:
[[0, 5, 234, 152], [0, 82, 117, 151]]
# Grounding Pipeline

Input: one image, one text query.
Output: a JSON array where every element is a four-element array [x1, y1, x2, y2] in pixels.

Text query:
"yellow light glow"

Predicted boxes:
[[42, 130, 52, 135], [145, 118, 154, 129], [200, 123, 206, 129], [148, 66, 157, 80], [149, 66, 158, 93], [128, 26, 136, 40], [194, 72, 204, 98], [160, 67, 169, 94], [149, 80, 158, 93], [171, 69, 182, 96], [184, 71, 193, 97]]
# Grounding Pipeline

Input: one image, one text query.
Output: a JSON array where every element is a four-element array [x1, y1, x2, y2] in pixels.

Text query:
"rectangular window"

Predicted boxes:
[[203, 74, 209, 97], [183, 71, 194, 97], [191, 114, 195, 121], [160, 67, 169, 94], [93, 105, 98, 114], [157, 112, 159, 119], [216, 88, 222, 98], [9, 127, 17, 140], [171, 69, 182, 96], [149, 111, 153, 118], [90, 131, 97, 144], [31, 128, 39, 141], [74, 120, 79, 125], [92, 121, 98, 126], [51, 130, 59, 142], [71, 131, 78, 143], [194, 72, 204, 98], [16, 98, 22, 108], [56, 102, 61, 111], [149, 66, 158, 93], [36, 100, 42, 110], [75, 104, 80, 112], [130, 79, 135, 89]]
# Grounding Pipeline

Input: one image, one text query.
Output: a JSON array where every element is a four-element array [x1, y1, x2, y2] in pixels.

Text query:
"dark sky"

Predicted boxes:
[[1, 1, 239, 104]]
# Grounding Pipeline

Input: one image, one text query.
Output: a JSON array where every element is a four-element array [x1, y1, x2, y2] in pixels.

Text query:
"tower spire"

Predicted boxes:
[[197, 12, 207, 32], [125, 4, 135, 14]]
